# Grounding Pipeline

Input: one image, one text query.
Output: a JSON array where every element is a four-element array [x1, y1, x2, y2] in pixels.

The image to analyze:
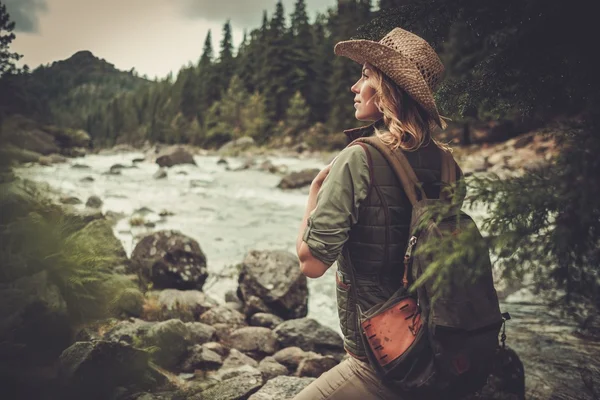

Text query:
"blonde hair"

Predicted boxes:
[[367, 63, 451, 152]]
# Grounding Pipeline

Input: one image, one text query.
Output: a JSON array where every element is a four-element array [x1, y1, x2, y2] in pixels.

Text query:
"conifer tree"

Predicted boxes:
[[217, 20, 235, 96], [197, 30, 218, 125], [309, 13, 333, 123], [286, 91, 311, 134], [328, 0, 363, 131], [0, 3, 21, 77], [262, 1, 295, 125], [289, 0, 315, 123]]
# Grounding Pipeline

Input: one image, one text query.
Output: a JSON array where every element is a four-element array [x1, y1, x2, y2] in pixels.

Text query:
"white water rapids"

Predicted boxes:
[[16, 151, 342, 331]]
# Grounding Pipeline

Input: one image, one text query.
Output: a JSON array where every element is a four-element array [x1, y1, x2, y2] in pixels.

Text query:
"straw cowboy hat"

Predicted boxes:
[[334, 27, 447, 129]]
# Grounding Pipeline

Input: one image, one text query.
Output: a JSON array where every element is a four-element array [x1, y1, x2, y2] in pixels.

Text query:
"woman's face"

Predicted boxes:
[[351, 64, 383, 121]]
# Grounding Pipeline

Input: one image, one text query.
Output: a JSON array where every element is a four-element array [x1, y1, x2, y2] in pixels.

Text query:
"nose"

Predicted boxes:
[[351, 79, 360, 94]]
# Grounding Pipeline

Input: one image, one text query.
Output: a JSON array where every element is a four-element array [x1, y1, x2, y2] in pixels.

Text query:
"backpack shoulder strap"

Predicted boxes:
[[350, 136, 426, 207]]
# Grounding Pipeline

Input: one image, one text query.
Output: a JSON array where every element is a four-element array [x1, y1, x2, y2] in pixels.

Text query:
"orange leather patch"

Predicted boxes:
[[361, 298, 422, 367]]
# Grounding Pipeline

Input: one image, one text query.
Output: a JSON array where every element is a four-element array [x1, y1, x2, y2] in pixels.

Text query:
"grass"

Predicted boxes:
[[0, 178, 138, 326]]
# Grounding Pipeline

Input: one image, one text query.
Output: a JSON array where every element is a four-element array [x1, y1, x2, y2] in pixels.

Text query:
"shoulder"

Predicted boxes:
[[336, 143, 369, 163]]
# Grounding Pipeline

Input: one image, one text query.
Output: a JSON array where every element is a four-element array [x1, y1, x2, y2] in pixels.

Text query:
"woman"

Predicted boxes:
[[294, 28, 460, 399]]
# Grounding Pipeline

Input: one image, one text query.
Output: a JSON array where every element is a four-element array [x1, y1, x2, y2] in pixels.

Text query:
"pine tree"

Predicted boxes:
[[309, 13, 334, 123], [177, 67, 198, 120], [262, 1, 295, 126], [217, 20, 235, 96], [328, 0, 363, 131], [289, 0, 316, 124], [242, 91, 269, 141], [286, 91, 311, 134], [205, 75, 249, 147], [0, 3, 21, 77], [197, 30, 219, 125]]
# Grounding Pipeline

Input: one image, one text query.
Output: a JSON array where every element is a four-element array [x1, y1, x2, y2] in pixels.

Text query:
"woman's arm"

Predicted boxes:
[[296, 164, 333, 278]]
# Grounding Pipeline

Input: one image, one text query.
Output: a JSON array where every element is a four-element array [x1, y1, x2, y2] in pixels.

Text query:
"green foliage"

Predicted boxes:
[[204, 75, 269, 147], [285, 91, 311, 135], [0, 180, 137, 325]]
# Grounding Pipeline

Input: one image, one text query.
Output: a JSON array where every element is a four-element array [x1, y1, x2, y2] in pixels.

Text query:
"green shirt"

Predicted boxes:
[[302, 144, 371, 266]]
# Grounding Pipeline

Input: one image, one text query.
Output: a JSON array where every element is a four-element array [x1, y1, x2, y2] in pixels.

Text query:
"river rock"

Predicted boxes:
[[181, 345, 223, 372], [189, 370, 263, 400], [58, 340, 153, 399], [296, 353, 338, 378], [103, 319, 155, 344], [276, 169, 320, 189], [258, 357, 288, 381], [221, 349, 258, 369], [145, 289, 217, 322], [273, 318, 344, 357], [153, 168, 168, 179], [199, 305, 247, 330], [71, 163, 90, 169], [85, 195, 103, 208], [202, 342, 228, 357], [131, 230, 208, 290], [211, 364, 263, 382], [186, 322, 217, 344], [156, 146, 196, 168], [218, 136, 256, 156], [113, 287, 145, 317], [272, 347, 308, 372], [143, 319, 192, 369], [60, 195, 82, 205], [248, 376, 315, 400], [250, 313, 284, 329], [227, 327, 279, 357], [237, 250, 308, 320]]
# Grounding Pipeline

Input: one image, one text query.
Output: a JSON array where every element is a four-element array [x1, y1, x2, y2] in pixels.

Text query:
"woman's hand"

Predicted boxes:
[[311, 158, 336, 191]]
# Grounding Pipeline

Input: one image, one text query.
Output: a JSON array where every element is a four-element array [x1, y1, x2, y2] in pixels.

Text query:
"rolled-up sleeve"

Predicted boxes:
[[302, 145, 371, 265]]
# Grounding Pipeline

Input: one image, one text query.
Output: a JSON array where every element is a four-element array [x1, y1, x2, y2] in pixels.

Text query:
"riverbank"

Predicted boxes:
[[6, 124, 600, 399]]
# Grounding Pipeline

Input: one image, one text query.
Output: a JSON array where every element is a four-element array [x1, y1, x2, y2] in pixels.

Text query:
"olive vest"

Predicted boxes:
[[336, 123, 454, 358]]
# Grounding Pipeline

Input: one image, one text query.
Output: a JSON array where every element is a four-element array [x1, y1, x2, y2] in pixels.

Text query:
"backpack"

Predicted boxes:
[[347, 136, 508, 399]]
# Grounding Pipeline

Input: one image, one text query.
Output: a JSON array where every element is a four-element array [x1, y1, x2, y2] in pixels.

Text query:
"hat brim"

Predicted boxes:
[[334, 39, 443, 129]]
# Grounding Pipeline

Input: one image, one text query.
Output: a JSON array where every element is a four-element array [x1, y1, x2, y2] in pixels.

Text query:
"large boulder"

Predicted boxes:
[[237, 250, 308, 320], [155, 146, 196, 168], [58, 340, 155, 399], [131, 230, 208, 290], [273, 318, 344, 358], [248, 376, 315, 400], [276, 169, 320, 189]]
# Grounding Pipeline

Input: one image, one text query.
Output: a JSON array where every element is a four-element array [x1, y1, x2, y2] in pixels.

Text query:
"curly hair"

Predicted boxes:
[[367, 63, 450, 152]]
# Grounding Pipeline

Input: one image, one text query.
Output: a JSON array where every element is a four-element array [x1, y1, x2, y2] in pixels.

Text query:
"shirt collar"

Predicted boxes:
[[343, 119, 385, 143]]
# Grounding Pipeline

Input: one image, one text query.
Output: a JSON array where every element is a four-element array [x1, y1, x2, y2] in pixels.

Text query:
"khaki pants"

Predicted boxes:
[[293, 356, 406, 400]]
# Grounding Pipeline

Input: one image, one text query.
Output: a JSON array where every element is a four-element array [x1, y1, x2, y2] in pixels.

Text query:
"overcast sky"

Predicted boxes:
[[7, 0, 338, 79]]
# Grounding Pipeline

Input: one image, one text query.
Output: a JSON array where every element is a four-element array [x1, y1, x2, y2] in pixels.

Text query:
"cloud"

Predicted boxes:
[[3, 0, 48, 33], [179, 0, 335, 29]]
